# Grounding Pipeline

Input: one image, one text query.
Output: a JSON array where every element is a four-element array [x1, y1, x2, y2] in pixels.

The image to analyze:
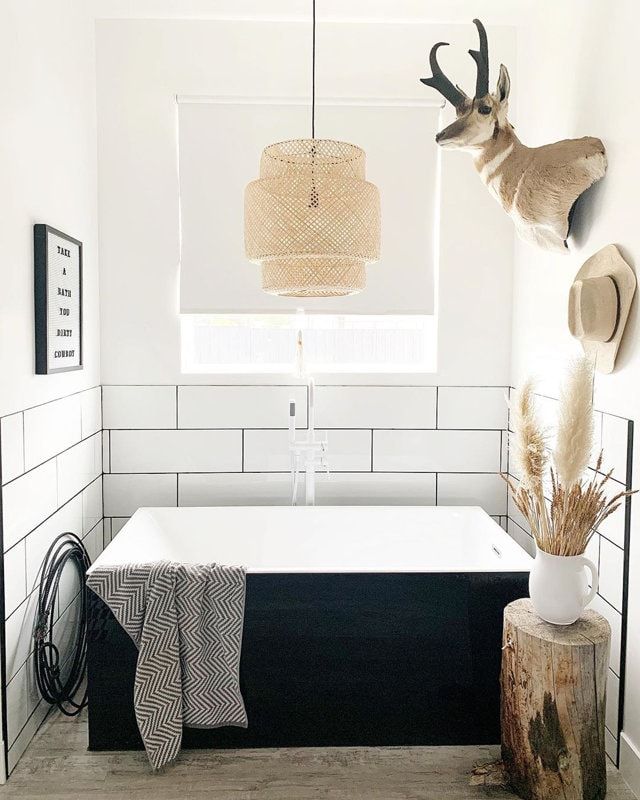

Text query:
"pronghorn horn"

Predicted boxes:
[[420, 42, 467, 108], [469, 18, 489, 98]]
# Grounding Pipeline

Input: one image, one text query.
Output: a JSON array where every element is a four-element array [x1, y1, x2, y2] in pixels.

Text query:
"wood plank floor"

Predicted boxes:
[[0, 712, 635, 799]]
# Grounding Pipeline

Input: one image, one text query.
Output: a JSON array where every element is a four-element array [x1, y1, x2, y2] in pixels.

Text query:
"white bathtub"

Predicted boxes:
[[87, 504, 531, 751], [90, 505, 532, 574]]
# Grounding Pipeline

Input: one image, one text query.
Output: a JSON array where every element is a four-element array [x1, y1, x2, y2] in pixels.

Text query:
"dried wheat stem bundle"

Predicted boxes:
[[504, 358, 634, 557]]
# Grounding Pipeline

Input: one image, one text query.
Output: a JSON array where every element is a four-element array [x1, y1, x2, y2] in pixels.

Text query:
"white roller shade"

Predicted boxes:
[[178, 98, 439, 315]]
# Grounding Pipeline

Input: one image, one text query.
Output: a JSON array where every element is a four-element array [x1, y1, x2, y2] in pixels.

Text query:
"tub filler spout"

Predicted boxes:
[[289, 377, 328, 506]]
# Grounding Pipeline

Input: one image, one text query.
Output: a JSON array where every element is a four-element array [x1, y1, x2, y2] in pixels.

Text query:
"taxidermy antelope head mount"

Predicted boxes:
[[421, 20, 607, 253]]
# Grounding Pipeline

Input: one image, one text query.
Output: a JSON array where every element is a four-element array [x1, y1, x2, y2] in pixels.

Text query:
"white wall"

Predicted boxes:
[[94, 15, 518, 612], [0, 0, 103, 776], [0, 0, 101, 418], [95, 17, 515, 386], [509, 0, 640, 789]]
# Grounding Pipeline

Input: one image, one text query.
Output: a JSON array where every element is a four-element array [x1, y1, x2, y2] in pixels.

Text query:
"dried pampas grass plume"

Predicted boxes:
[[504, 358, 635, 556], [510, 379, 547, 490], [554, 357, 594, 488]]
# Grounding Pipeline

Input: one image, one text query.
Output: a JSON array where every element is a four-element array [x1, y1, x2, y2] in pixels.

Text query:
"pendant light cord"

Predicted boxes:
[[311, 0, 316, 139]]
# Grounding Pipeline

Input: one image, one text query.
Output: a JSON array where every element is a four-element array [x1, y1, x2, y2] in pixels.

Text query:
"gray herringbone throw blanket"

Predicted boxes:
[[87, 562, 247, 769]]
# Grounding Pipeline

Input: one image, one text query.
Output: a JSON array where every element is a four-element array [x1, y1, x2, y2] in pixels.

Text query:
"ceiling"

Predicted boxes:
[[93, 0, 539, 24]]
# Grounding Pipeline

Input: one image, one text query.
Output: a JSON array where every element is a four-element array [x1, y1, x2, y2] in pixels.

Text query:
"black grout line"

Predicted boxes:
[[21, 413, 26, 477], [100, 387, 105, 543], [597, 529, 626, 553], [6, 694, 50, 759], [370, 430, 374, 472], [532, 389, 633, 423], [0, 407, 9, 777], [103, 383, 512, 389], [3, 475, 102, 557], [616, 418, 634, 766], [103, 470, 509, 477], [102, 426, 511, 432], [0, 385, 101, 422], [1, 430, 102, 490]]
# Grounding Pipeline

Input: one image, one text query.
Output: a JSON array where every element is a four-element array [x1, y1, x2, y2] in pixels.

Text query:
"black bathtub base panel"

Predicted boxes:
[[87, 572, 528, 750]]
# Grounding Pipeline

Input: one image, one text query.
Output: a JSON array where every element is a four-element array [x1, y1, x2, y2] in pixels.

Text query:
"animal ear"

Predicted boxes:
[[496, 64, 511, 103]]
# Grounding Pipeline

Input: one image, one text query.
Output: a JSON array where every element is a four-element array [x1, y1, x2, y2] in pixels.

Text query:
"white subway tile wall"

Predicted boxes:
[[316, 473, 437, 506], [178, 386, 308, 429], [599, 537, 625, 613], [607, 670, 621, 738], [109, 429, 242, 473], [80, 386, 103, 439], [2, 460, 59, 551], [102, 383, 510, 521], [24, 496, 83, 590], [102, 430, 110, 473], [1, 413, 25, 484], [591, 592, 623, 676], [57, 433, 102, 506], [505, 390, 633, 766], [103, 473, 178, 516], [23, 394, 82, 471], [4, 541, 27, 617], [373, 429, 501, 472], [601, 413, 631, 484], [102, 385, 177, 429], [179, 473, 292, 507], [314, 386, 436, 429], [110, 517, 129, 537], [436, 387, 508, 430], [244, 428, 372, 473], [2, 383, 632, 772], [0, 387, 104, 771], [506, 518, 536, 558], [437, 473, 507, 516]]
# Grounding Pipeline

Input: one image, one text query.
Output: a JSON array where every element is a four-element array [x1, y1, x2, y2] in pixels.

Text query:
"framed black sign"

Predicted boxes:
[[34, 224, 83, 374]]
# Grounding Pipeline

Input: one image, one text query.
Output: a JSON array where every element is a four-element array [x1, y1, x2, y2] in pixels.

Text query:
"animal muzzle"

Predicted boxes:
[[435, 118, 467, 146]]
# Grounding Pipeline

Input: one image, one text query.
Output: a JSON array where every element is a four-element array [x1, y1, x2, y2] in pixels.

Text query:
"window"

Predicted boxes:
[[177, 96, 441, 374], [181, 313, 436, 374]]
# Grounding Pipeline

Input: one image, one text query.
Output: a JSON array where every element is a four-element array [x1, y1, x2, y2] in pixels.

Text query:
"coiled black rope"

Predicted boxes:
[[34, 532, 92, 716]]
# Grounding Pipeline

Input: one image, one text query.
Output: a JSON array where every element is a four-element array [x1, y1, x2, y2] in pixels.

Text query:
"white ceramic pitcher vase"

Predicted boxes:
[[529, 548, 598, 626]]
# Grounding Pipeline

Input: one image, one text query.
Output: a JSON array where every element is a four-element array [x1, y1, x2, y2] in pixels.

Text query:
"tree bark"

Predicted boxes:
[[501, 598, 611, 800]]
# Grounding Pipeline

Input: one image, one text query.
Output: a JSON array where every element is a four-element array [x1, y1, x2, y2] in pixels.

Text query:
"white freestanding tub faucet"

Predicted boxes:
[[289, 377, 328, 506]]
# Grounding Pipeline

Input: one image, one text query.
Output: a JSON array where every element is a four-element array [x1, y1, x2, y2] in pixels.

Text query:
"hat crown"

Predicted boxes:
[[568, 276, 618, 343], [568, 244, 636, 375]]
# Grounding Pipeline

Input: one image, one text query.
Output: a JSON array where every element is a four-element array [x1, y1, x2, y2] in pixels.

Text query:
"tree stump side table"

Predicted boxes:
[[501, 598, 611, 800]]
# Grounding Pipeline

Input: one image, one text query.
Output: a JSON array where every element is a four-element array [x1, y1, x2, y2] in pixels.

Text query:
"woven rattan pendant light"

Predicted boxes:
[[244, 1, 381, 297]]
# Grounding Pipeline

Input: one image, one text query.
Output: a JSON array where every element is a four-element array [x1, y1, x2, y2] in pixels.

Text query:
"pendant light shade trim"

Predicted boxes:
[[245, 139, 381, 297], [261, 257, 366, 298]]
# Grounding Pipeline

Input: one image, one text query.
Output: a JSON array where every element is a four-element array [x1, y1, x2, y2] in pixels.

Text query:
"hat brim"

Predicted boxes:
[[570, 244, 636, 374]]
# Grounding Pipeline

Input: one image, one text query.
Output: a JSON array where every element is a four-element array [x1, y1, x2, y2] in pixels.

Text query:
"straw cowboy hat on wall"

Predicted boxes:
[[568, 244, 636, 374]]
